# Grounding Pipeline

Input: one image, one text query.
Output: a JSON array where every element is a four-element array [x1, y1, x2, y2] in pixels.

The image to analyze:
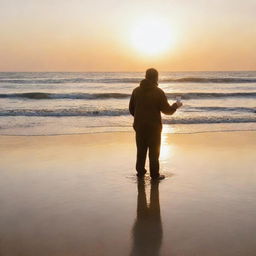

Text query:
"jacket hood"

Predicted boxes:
[[140, 79, 158, 90]]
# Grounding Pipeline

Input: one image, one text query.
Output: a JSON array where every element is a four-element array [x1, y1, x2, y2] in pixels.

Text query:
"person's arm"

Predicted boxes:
[[129, 90, 135, 116], [160, 91, 179, 115]]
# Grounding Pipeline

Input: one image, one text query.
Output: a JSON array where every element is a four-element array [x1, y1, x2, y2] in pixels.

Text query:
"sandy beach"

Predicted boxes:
[[0, 131, 256, 256]]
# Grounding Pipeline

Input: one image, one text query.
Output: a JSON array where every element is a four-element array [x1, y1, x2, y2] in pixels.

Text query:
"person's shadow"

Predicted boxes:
[[130, 179, 163, 256]]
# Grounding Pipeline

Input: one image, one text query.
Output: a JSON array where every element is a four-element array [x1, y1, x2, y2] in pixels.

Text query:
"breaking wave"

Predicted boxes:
[[1, 92, 255, 100], [1, 77, 256, 84], [0, 106, 255, 117]]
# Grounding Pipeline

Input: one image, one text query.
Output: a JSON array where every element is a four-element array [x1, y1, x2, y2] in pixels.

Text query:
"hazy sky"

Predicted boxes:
[[1, 0, 256, 71]]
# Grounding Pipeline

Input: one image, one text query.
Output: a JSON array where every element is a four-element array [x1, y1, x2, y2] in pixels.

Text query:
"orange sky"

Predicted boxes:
[[0, 0, 256, 71]]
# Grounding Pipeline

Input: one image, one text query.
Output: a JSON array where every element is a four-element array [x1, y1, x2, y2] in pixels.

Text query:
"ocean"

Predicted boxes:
[[0, 71, 255, 135]]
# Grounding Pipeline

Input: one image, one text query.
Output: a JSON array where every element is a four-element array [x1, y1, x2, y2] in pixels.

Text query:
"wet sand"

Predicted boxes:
[[0, 131, 256, 256]]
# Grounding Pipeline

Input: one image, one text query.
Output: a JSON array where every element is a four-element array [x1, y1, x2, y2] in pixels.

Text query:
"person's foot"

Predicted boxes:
[[151, 174, 165, 180], [136, 169, 147, 178]]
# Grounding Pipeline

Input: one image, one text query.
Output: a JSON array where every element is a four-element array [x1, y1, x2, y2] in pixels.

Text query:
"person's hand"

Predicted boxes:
[[176, 101, 183, 108]]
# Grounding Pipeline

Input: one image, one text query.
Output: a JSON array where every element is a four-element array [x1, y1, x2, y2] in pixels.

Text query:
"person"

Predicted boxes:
[[129, 68, 182, 180]]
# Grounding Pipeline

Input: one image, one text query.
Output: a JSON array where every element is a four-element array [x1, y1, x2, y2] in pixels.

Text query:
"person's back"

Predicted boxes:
[[129, 68, 182, 179], [129, 78, 177, 132]]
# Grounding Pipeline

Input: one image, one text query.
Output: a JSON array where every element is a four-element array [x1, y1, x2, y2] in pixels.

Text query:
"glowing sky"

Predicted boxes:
[[0, 0, 255, 71]]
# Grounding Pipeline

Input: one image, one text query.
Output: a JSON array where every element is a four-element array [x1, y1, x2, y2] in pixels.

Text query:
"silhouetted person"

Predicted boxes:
[[129, 68, 182, 179], [130, 179, 162, 256]]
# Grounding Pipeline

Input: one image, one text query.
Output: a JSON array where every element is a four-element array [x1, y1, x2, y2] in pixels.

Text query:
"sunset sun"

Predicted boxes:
[[131, 18, 174, 56]]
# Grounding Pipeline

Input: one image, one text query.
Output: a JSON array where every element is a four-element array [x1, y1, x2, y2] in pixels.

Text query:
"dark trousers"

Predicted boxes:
[[135, 128, 161, 178]]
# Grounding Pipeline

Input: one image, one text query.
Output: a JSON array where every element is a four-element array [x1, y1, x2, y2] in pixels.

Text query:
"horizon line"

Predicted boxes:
[[0, 70, 256, 73]]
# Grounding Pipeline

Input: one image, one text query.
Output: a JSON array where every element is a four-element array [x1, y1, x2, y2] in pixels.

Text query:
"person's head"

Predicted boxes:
[[145, 68, 158, 83]]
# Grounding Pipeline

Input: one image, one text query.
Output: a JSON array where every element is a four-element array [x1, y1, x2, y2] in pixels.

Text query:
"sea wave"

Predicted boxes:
[[1, 92, 256, 100], [163, 77, 256, 83], [163, 116, 256, 124], [165, 92, 256, 99], [0, 109, 129, 117], [187, 106, 255, 113], [0, 106, 255, 117], [0, 109, 255, 125], [0, 92, 129, 99], [1, 77, 256, 84]]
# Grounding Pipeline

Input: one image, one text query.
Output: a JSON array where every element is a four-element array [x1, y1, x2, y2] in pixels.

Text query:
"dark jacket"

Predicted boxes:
[[129, 79, 178, 131]]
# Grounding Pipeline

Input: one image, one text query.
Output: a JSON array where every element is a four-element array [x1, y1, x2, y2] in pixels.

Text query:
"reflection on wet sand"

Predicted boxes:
[[130, 179, 163, 256]]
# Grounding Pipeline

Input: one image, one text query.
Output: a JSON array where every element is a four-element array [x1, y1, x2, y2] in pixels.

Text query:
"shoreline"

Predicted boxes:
[[1, 127, 256, 137]]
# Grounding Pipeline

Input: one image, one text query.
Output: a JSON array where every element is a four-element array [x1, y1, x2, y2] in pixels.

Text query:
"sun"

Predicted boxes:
[[131, 18, 174, 56]]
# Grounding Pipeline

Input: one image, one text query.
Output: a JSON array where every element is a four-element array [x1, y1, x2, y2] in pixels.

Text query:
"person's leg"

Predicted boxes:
[[135, 131, 148, 177], [148, 129, 161, 178]]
